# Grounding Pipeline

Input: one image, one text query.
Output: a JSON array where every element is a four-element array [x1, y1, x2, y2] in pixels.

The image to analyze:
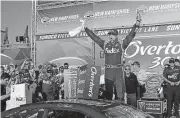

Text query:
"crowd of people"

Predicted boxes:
[[1, 57, 180, 117], [0, 59, 70, 112]]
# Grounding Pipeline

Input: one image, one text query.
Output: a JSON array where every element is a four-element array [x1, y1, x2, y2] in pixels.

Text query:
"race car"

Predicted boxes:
[[2, 99, 154, 118]]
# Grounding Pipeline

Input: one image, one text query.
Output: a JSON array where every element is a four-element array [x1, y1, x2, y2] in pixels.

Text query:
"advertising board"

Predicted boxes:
[[37, 1, 180, 34]]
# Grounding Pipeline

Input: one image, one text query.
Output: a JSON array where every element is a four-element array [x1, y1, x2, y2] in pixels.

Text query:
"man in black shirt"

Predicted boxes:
[[124, 65, 139, 107]]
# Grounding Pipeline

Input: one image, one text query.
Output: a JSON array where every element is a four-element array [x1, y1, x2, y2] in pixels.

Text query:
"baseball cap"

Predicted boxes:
[[9, 62, 14, 66], [108, 29, 118, 36], [47, 67, 53, 73], [169, 58, 175, 63]]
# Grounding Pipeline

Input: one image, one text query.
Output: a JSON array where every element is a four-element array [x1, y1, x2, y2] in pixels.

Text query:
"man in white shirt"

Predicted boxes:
[[132, 61, 148, 98]]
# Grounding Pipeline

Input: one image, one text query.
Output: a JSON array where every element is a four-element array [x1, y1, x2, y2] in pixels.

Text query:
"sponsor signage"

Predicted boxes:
[[16, 97, 26, 101], [137, 100, 163, 114], [83, 65, 101, 100], [36, 23, 180, 40], [37, 1, 180, 34], [64, 65, 101, 99], [77, 65, 88, 98], [64, 68, 78, 99], [124, 32, 180, 74]]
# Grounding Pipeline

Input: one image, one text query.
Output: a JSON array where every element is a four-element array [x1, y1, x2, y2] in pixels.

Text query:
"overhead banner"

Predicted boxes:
[[36, 23, 180, 40], [36, 23, 180, 70], [37, 3, 94, 34], [37, 1, 180, 34]]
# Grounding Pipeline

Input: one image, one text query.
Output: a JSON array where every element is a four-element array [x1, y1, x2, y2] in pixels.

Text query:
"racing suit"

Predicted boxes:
[[84, 24, 138, 100], [163, 65, 180, 117], [39, 75, 58, 101]]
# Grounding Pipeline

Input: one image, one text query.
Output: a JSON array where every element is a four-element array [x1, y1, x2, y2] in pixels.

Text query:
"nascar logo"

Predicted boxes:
[[138, 101, 145, 109], [41, 17, 50, 24]]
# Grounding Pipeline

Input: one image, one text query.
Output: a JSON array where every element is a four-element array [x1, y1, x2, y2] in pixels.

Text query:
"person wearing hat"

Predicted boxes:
[[39, 66, 58, 101], [81, 13, 141, 100], [163, 58, 180, 118]]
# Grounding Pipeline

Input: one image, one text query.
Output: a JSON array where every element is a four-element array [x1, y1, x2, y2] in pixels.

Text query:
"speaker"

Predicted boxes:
[[16, 36, 24, 42]]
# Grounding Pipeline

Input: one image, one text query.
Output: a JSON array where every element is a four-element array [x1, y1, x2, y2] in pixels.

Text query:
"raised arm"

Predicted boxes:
[[123, 12, 141, 50], [84, 27, 105, 50], [122, 24, 138, 50]]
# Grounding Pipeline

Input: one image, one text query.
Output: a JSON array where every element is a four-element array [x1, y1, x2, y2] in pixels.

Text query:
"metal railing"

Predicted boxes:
[[1, 43, 31, 50]]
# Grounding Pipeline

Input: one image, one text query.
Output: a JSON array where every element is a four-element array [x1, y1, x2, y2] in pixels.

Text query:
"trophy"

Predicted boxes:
[[136, 5, 148, 16], [143, 75, 163, 99], [136, 5, 148, 24]]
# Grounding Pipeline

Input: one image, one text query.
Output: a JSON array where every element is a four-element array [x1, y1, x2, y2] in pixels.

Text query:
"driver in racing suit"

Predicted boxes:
[[83, 14, 141, 100]]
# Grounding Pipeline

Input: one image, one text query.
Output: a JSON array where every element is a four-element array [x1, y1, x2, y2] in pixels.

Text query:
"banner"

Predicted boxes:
[[37, 1, 180, 34], [36, 23, 180, 40], [137, 100, 164, 114], [64, 68, 78, 99], [36, 23, 180, 69], [125, 34, 180, 74], [77, 65, 88, 98], [83, 65, 101, 100], [37, 3, 94, 34]]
